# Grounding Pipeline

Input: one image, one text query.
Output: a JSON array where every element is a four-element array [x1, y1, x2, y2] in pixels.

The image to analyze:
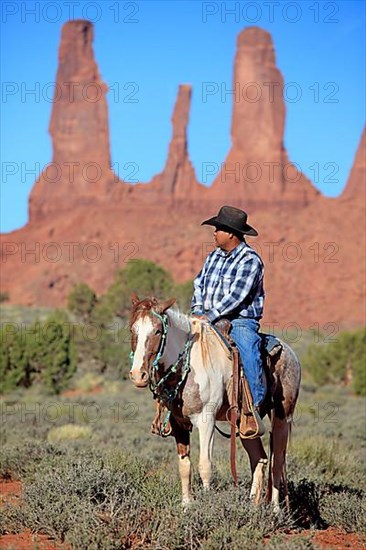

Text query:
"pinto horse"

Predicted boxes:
[[129, 294, 301, 510]]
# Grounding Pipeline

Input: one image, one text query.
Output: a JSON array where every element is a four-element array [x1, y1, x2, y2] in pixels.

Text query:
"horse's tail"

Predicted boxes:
[[288, 416, 293, 446], [265, 411, 274, 504]]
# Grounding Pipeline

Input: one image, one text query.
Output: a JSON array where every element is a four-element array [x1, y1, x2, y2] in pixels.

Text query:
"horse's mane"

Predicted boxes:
[[166, 305, 191, 334], [167, 306, 231, 366]]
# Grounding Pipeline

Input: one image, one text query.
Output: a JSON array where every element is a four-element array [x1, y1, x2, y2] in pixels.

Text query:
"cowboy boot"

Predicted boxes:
[[239, 378, 265, 439]]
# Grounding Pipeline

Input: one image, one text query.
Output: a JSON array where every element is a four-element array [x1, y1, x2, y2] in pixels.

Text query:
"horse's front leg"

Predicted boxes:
[[196, 408, 216, 490], [171, 416, 192, 504]]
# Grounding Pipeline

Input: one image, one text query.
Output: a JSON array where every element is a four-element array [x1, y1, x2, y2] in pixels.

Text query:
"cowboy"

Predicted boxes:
[[191, 205, 266, 436]]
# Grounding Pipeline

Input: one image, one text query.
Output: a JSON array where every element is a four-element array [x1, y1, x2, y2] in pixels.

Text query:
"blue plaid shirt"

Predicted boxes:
[[191, 241, 265, 322]]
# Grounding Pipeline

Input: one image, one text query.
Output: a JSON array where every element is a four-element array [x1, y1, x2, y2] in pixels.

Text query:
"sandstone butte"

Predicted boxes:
[[1, 20, 365, 331]]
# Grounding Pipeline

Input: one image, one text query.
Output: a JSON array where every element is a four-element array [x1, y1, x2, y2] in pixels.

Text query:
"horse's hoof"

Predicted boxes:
[[182, 498, 193, 509], [151, 425, 159, 435]]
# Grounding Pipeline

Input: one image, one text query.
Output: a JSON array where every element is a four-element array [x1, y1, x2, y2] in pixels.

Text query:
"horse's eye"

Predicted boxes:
[[155, 329, 161, 335]]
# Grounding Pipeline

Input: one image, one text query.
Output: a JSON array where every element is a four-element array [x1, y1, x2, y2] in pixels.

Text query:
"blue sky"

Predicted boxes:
[[1, 0, 365, 233]]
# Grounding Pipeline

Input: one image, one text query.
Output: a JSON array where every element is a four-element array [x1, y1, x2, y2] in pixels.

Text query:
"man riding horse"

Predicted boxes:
[[130, 208, 301, 507], [191, 205, 265, 437], [151, 205, 266, 438]]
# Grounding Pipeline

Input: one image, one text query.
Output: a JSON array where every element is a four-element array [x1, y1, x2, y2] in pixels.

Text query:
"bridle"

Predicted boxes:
[[130, 309, 193, 424], [130, 310, 169, 386]]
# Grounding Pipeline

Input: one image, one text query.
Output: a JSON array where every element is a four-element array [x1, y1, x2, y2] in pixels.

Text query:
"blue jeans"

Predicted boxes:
[[230, 318, 265, 407]]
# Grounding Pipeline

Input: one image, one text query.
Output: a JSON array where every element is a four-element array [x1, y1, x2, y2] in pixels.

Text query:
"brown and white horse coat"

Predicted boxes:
[[129, 296, 301, 510]]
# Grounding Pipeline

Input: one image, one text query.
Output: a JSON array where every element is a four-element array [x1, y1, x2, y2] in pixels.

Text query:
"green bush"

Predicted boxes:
[[174, 279, 194, 313], [302, 328, 366, 395], [0, 312, 77, 394], [27, 310, 77, 394], [0, 291, 10, 303], [0, 322, 32, 392], [105, 259, 174, 318], [67, 282, 97, 321]]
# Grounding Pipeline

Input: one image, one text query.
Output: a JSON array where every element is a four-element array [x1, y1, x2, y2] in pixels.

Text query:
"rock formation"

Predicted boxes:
[[211, 27, 320, 207], [29, 20, 124, 222], [341, 128, 366, 203], [1, 22, 365, 330], [150, 85, 202, 197]]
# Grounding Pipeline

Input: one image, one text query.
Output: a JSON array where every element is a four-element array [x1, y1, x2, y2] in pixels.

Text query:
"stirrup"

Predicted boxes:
[[239, 408, 265, 439]]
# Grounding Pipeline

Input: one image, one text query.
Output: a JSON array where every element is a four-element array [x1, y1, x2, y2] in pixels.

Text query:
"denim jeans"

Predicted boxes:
[[229, 318, 265, 407]]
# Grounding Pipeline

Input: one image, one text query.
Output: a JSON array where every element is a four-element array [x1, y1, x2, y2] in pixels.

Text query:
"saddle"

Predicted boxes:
[[213, 319, 282, 439]]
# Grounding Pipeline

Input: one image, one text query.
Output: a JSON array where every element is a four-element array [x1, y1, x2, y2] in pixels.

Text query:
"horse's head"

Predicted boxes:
[[129, 293, 176, 387]]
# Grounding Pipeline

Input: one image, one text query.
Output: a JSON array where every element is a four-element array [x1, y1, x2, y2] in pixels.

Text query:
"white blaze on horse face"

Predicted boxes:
[[130, 317, 154, 386]]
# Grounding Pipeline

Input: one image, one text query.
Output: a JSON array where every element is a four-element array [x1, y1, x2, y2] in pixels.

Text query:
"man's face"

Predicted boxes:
[[213, 227, 233, 250]]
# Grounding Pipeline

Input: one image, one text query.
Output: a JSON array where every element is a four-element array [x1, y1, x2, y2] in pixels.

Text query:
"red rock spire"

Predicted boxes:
[[29, 20, 114, 222], [49, 20, 111, 169], [341, 128, 366, 203], [211, 26, 320, 207], [150, 84, 201, 198]]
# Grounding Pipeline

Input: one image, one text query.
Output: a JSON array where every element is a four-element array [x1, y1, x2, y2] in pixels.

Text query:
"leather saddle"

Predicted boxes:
[[213, 319, 283, 428]]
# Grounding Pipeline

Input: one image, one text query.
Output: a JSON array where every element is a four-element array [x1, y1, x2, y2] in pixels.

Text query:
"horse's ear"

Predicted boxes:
[[156, 297, 176, 314], [131, 292, 140, 305]]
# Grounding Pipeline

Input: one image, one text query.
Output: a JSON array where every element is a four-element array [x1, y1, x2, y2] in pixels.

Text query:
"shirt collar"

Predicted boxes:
[[216, 241, 248, 258]]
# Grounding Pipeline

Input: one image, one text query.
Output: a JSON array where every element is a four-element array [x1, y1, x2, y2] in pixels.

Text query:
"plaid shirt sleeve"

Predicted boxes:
[[191, 265, 206, 314], [206, 255, 263, 323]]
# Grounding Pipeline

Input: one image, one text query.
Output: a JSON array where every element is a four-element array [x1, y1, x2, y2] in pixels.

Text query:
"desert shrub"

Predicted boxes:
[[0, 291, 10, 303], [266, 536, 316, 549], [67, 282, 97, 321], [47, 424, 93, 443], [0, 311, 77, 394], [0, 442, 66, 479], [104, 259, 174, 318], [153, 487, 293, 549], [0, 322, 30, 392], [352, 341, 366, 396], [288, 434, 366, 490], [319, 489, 366, 533], [0, 446, 295, 549], [174, 280, 194, 313], [27, 310, 77, 394], [72, 373, 104, 392], [1, 451, 152, 547], [302, 328, 366, 395]]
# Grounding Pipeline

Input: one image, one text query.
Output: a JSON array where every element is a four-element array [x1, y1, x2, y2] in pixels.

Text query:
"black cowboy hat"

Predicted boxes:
[[201, 205, 258, 237]]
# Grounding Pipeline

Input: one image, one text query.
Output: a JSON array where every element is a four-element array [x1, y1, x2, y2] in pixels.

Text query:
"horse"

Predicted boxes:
[[129, 294, 301, 511]]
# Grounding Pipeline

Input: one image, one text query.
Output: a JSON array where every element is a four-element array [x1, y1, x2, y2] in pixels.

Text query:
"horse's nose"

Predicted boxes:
[[129, 368, 149, 387]]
